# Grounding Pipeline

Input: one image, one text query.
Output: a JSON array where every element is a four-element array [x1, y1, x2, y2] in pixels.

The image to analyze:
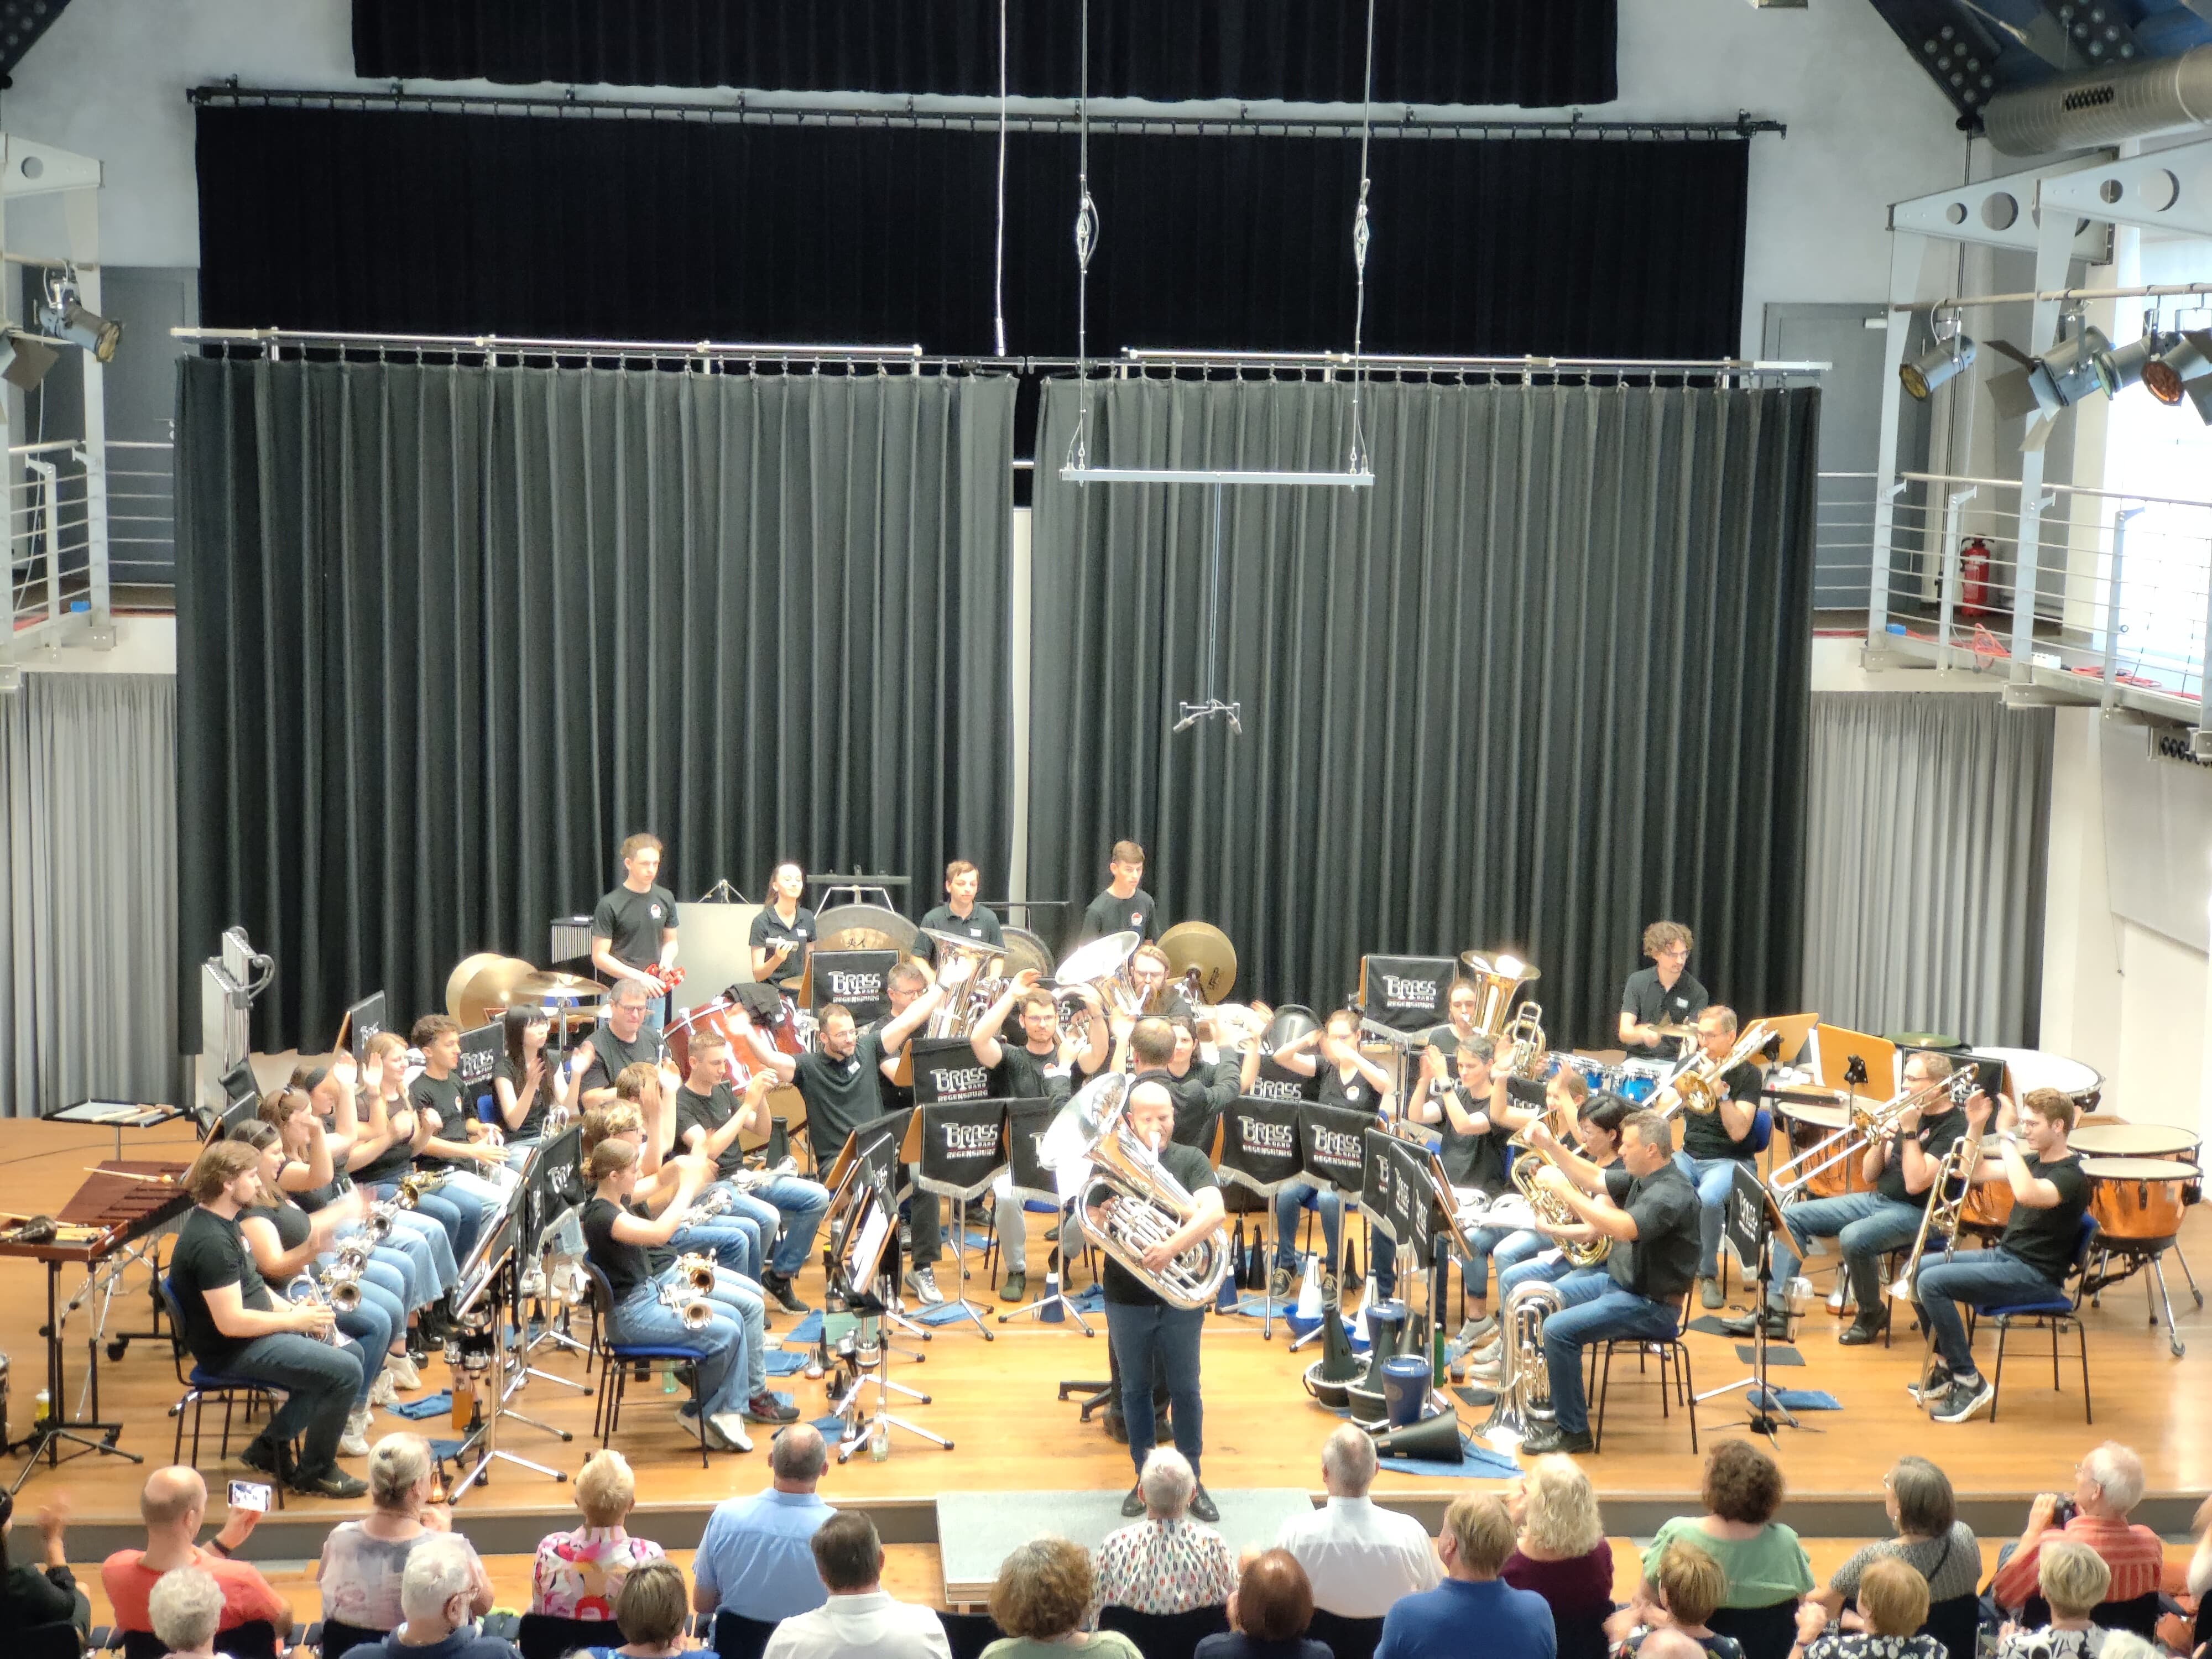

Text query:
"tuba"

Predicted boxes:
[[1456, 952, 1541, 1040], [1477, 1279, 1566, 1448], [1047, 931, 1144, 1040], [920, 928, 1009, 1039], [1652, 1018, 1777, 1119], [1046, 1074, 1230, 1310]]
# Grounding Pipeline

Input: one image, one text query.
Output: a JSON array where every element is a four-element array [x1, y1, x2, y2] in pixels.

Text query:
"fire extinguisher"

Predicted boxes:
[[1959, 536, 1992, 618]]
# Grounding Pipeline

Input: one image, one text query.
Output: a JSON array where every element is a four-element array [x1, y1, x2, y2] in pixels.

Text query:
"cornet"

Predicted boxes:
[[670, 1251, 719, 1293], [659, 1279, 717, 1331]]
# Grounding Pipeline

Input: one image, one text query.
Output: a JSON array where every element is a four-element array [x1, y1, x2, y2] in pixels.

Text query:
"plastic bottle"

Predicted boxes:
[[869, 1417, 890, 1462]]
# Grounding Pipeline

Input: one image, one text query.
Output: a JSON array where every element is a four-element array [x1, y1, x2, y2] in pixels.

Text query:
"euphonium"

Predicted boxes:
[[1477, 1279, 1566, 1447], [1510, 1145, 1611, 1267], [1053, 1075, 1230, 1310]]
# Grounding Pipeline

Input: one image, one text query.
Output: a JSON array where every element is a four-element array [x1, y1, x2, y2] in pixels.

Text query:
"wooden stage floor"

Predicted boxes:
[[4, 1117, 2206, 1541]]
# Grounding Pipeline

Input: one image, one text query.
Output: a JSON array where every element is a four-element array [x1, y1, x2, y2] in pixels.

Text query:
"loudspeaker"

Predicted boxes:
[[1366, 1410, 1465, 1464]]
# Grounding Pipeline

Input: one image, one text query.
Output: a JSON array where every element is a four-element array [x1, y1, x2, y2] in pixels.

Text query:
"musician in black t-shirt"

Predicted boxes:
[[1734, 1047, 1978, 1343], [166, 1140, 367, 1497], [918, 859, 1005, 967], [1669, 1005, 1768, 1310], [1089, 1078, 1226, 1524], [404, 1015, 513, 1265], [576, 980, 667, 1109], [1512, 1108, 1700, 1454], [590, 832, 680, 1035], [1910, 1087, 2089, 1425], [1422, 978, 1490, 1065], [1254, 1008, 1394, 1303], [1073, 840, 1157, 947], [748, 862, 816, 993], [1409, 1035, 1538, 1343], [970, 974, 1107, 1300], [1618, 920, 1709, 1061], [491, 1007, 570, 1159]]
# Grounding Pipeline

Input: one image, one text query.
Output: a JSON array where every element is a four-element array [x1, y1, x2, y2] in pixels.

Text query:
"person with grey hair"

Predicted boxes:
[[530, 1449, 665, 1620], [1091, 1448, 1238, 1619], [576, 978, 668, 1110], [1276, 1425, 1441, 1618], [375, 1535, 518, 1659], [320, 1434, 490, 1636], [1990, 1443, 2164, 1613], [149, 1567, 227, 1659], [693, 1425, 837, 1623], [1812, 1457, 1980, 1623]]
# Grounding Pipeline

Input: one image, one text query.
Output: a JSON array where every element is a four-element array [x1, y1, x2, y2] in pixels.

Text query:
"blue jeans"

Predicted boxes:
[[435, 1168, 515, 1262], [1679, 1155, 1756, 1279], [1499, 1250, 1573, 1298], [1461, 1223, 1521, 1310], [225, 1331, 363, 1476], [608, 1276, 747, 1421], [375, 1205, 461, 1296], [1765, 1191, 1926, 1312], [371, 1180, 476, 1269], [731, 1176, 831, 1280], [1107, 1300, 1205, 1479], [675, 1215, 763, 1280], [1913, 1248, 2060, 1378], [1275, 1183, 1341, 1275], [1542, 1267, 1684, 1437], [319, 1272, 399, 1409]]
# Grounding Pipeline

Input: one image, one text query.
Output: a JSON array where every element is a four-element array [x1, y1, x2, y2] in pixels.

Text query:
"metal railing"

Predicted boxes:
[[8, 439, 96, 635], [106, 439, 175, 597]]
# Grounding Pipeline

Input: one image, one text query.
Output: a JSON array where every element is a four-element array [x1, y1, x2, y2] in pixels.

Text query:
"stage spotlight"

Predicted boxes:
[[1986, 319, 2110, 420], [0, 330, 59, 392], [2092, 331, 2164, 398], [1901, 333, 1976, 400], [36, 270, 122, 363], [2142, 330, 2212, 408]]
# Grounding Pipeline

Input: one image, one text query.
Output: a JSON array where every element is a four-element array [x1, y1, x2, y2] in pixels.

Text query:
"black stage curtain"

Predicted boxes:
[[352, 0, 1616, 107], [174, 358, 1015, 1052], [196, 106, 1748, 363], [1028, 378, 1818, 1045]]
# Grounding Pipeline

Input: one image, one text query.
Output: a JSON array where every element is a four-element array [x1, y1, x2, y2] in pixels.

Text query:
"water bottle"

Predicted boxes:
[[869, 1417, 890, 1462]]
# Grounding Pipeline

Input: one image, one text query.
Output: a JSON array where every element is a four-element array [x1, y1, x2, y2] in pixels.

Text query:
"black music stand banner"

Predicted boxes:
[[217, 1060, 262, 1138], [1218, 1097, 1305, 1196], [458, 1022, 502, 1119], [1301, 1103, 1374, 1197], [1362, 1129, 1439, 1252], [1359, 956, 1454, 1034], [910, 1036, 994, 1105], [342, 989, 388, 1052], [914, 1100, 1008, 1200], [1003, 1097, 1059, 1202], [810, 950, 897, 1027]]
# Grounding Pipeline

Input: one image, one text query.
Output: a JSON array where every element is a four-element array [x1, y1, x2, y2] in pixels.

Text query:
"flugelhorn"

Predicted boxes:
[[1048, 1074, 1230, 1310]]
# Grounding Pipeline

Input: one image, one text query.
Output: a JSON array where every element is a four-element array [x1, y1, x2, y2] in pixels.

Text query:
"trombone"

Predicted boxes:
[[1769, 1067, 1970, 1202], [1888, 1130, 1990, 1304]]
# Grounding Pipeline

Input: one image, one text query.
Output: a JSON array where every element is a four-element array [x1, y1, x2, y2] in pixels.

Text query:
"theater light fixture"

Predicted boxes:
[[36, 269, 122, 363], [0, 330, 59, 392], [1900, 324, 1976, 401], [2142, 329, 2212, 410]]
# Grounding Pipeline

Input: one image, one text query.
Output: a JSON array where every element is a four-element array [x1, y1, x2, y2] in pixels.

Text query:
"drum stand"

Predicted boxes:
[[2085, 1242, 2195, 1359]]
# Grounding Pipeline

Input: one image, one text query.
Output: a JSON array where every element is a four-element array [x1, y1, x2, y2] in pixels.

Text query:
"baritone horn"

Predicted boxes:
[[1047, 1073, 1230, 1310], [1477, 1278, 1565, 1448]]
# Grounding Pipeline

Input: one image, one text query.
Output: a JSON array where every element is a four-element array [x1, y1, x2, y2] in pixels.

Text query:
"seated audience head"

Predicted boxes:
[[2038, 1541, 2112, 1620], [810, 1511, 884, 1595], [1703, 1439, 1785, 1526], [2075, 1442, 2145, 1520], [149, 1566, 226, 1657], [1141, 1447, 1198, 1521], [1856, 1557, 1930, 1639], [140, 1465, 208, 1541], [613, 1560, 690, 1650], [400, 1535, 481, 1641], [1641, 1631, 1710, 1659], [769, 1424, 827, 1490], [1520, 1453, 1605, 1557], [575, 1449, 637, 1529], [369, 1432, 434, 1514], [1319, 1423, 1378, 1499], [1654, 1541, 1727, 1630], [1886, 1455, 1955, 1538], [2098, 1639, 2161, 1659], [1236, 1550, 1317, 1641], [1439, 1494, 1515, 1583], [988, 1537, 1094, 1644]]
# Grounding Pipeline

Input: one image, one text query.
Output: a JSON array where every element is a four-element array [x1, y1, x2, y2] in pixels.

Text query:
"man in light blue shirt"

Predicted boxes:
[[692, 1423, 835, 1623]]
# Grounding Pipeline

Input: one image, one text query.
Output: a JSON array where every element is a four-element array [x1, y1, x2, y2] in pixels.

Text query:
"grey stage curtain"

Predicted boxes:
[[1029, 377, 1819, 1047], [1801, 691, 2052, 1047], [0, 673, 179, 1115], [176, 359, 1016, 1053]]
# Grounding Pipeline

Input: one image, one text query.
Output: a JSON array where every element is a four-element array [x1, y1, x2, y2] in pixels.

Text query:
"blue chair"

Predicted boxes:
[[1968, 1213, 2098, 1423], [583, 1264, 711, 1467], [709, 1609, 778, 1659], [156, 1277, 288, 1507]]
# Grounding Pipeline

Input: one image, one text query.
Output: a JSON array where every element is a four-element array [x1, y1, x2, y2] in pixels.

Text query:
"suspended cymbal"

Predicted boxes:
[[445, 953, 536, 1028], [1159, 921, 1237, 1002], [1001, 926, 1055, 980], [816, 903, 919, 957], [511, 971, 608, 1004]]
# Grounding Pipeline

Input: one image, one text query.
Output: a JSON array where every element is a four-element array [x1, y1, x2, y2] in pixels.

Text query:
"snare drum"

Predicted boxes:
[[1611, 1059, 1672, 1104], [1972, 1046, 2104, 1113], [2070, 1121, 2201, 1164], [2083, 1156, 2195, 1249]]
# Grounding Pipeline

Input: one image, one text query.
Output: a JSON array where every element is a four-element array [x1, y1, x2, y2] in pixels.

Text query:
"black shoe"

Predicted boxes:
[[1903, 1366, 1953, 1405], [238, 1437, 290, 1481], [1121, 1482, 1146, 1517], [1720, 1310, 1792, 1340], [1929, 1373, 1995, 1424], [291, 1464, 369, 1500], [1519, 1424, 1597, 1455], [744, 1390, 801, 1425], [1190, 1483, 1219, 1523], [1838, 1309, 1889, 1346], [761, 1272, 810, 1315]]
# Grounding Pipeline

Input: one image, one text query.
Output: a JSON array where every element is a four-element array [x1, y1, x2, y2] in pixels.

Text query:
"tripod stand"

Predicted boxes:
[[1695, 1167, 1814, 1439], [828, 1170, 950, 1462]]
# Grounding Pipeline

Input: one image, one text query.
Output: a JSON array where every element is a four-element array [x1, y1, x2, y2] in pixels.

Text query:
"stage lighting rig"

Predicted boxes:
[[1900, 312, 1976, 401], [37, 268, 121, 363]]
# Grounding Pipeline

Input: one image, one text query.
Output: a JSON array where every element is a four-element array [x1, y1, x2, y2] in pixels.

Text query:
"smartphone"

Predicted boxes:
[[227, 1480, 272, 1513]]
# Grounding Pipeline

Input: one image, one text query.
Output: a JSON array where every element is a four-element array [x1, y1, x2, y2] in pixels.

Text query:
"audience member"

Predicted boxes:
[[1791, 1558, 1939, 1659], [694, 1425, 834, 1624], [2157, 1494, 2212, 1653], [1608, 1540, 1744, 1659], [1376, 1494, 1556, 1659], [582, 1561, 712, 1659], [1996, 1543, 2111, 1659], [1813, 1458, 1979, 1624], [1503, 1455, 1614, 1659], [374, 1536, 519, 1659], [0, 1489, 90, 1632], [1642, 1444, 1812, 1618], [760, 1512, 950, 1659], [1197, 1549, 1331, 1659], [1645, 1631, 1719, 1659], [149, 1567, 227, 1659], [532, 1451, 666, 1620], [1990, 1445, 2164, 1613], [982, 1538, 1142, 1659], [322, 1436, 488, 1634], [1092, 1448, 1238, 1619], [1276, 1425, 1441, 1618], [101, 1467, 291, 1639]]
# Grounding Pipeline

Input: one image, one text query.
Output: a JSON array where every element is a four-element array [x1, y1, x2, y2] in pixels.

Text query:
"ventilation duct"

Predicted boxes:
[[1983, 43, 2212, 155]]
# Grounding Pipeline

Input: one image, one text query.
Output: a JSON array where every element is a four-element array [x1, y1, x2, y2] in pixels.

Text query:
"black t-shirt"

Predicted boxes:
[[1145, 1063, 1235, 1150], [242, 1200, 312, 1255], [867, 1016, 916, 1115], [409, 1070, 472, 1168], [169, 1206, 274, 1368], [1077, 887, 1157, 946], [493, 1056, 555, 1140], [1874, 1106, 1971, 1206], [1098, 1140, 1219, 1307], [582, 1194, 670, 1300], [1248, 1052, 1321, 1104], [591, 882, 677, 972], [1437, 1084, 1515, 1193], [749, 905, 817, 989], [578, 1021, 660, 1098], [1608, 1161, 1701, 1302], [993, 1042, 1073, 1105], [919, 904, 1005, 963], [2000, 1154, 2091, 1283], [286, 1159, 348, 1213], [674, 1081, 748, 1181], [355, 1087, 419, 1186], [1680, 1062, 1764, 1161], [795, 1035, 888, 1154], [1620, 966, 1710, 1060], [1318, 1065, 1387, 1118]]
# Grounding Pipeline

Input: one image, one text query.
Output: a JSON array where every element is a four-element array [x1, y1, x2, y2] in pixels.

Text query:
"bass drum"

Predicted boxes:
[[666, 998, 753, 1083]]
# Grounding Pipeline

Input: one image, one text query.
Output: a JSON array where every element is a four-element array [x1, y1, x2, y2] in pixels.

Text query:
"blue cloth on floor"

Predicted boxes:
[[1750, 1387, 1842, 1411], [765, 1349, 809, 1375], [915, 1300, 988, 1326], [1377, 1435, 1525, 1479], [1231, 1295, 1294, 1318], [386, 1391, 453, 1420], [810, 1414, 846, 1437], [783, 1311, 825, 1345]]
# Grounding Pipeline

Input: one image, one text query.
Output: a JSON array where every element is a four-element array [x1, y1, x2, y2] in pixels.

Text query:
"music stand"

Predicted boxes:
[[1812, 1024, 1897, 1112], [826, 1154, 953, 1463], [510, 1125, 594, 1414], [446, 1204, 572, 1503], [1694, 1165, 1814, 1439], [1215, 1098, 1306, 1337], [912, 1101, 1008, 1339], [1285, 1104, 1378, 1351], [1357, 954, 1453, 1129], [999, 1098, 1096, 1335], [811, 870, 911, 911]]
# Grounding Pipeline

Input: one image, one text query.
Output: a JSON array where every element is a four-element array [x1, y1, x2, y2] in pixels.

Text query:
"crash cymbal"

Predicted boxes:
[[1655, 1021, 1700, 1041], [1001, 926, 1055, 980], [446, 953, 535, 1027], [511, 971, 608, 1004], [815, 902, 919, 957], [1159, 921, 1237, 1002]]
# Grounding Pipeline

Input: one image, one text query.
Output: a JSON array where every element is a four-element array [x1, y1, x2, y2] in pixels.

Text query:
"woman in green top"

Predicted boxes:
[[982, 1538, 1144, 1659], [1644, 1443, 1814, 1659]]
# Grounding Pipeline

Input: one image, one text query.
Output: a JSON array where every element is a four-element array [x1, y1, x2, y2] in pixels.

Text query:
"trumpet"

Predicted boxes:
[[285, 1271, 358, 1342], [1771, 1065, 1972, 1202], [659, 1279, 717, 1331], [1651, 1018, 1777, 1119], [670, 1251, 719, 1293]]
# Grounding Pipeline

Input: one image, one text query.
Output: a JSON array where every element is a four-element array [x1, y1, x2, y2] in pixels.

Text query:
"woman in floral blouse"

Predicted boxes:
[[1091, 1448, 1238, 1619], [532, 1451, 666, 1620], [1791, 1558, 1945, 1659]]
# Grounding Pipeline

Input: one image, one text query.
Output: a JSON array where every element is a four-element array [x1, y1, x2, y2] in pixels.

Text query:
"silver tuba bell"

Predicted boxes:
[[1044, 1073, 1230, 1311], [1477, 1278, 1565, 1449]]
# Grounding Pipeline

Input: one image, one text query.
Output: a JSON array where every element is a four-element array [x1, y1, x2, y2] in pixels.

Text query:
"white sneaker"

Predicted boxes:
[[340, 1406, 373, 1457], [707, 1411, 755, 1452], [905, 1266, 945, 1306], [368, 1371, 399, 1407], [385, 1352, 422, 1390]]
